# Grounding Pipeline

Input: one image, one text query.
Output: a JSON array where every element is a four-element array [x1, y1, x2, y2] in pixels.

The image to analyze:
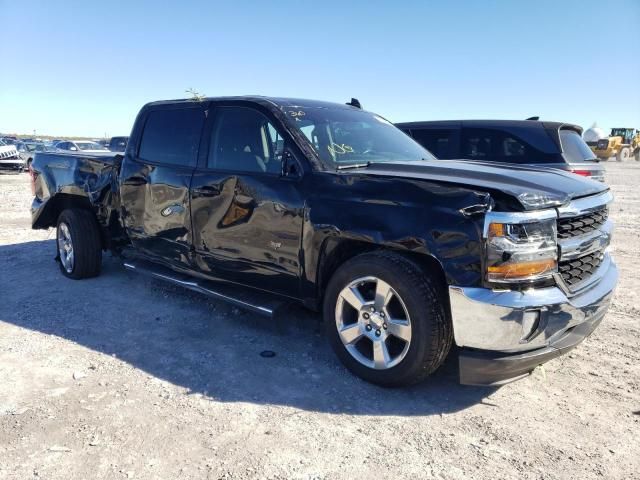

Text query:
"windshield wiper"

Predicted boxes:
[[336, 162, 371, 170]]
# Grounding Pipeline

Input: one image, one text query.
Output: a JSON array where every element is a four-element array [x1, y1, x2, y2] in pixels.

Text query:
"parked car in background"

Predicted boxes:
[[0, 139, 23, 169], [396, 120, 605, 182], [55, 140, 110, 153], [30, 96, 617, 387], [108, 136, 129, 152], [17, 141, 52, 170]]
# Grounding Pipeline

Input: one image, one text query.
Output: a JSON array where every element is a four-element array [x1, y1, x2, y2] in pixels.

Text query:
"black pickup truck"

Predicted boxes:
[[30, 97, 618, 387]]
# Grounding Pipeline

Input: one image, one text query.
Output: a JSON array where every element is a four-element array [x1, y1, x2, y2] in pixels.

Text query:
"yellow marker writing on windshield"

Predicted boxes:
[[328, 143, 354, 155]]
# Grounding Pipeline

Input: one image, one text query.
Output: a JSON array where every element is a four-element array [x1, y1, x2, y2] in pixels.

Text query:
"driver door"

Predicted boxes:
[[190, 104, 305, 297]]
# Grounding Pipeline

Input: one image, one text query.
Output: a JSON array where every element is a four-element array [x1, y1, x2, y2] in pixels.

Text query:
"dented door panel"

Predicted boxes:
[[190, 171, 305, 297]]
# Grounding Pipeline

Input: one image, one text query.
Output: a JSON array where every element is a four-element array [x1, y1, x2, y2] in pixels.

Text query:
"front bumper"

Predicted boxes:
[[449, 254, 618, 386], [0, 158, 25, 168]]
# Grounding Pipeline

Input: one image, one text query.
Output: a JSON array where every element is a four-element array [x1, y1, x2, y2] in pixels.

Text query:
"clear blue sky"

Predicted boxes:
[[1, 0, 639, 137]]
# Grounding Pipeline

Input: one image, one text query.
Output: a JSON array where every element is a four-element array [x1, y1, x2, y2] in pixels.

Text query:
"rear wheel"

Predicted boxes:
[[323, 251, 452, 387], [616, 147, 630, 162], [56, 209, 102, 279]]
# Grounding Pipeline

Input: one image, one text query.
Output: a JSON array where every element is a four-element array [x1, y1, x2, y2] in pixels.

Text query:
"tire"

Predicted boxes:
[[616, 147, 630, 162], [323, 251, 452, 387], [27, 158, 32, 171], [56, 209, 102, 279], [635, 149, 640, 162]]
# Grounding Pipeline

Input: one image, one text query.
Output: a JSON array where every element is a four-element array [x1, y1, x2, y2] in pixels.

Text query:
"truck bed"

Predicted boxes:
[[31, 151, 120, 230]]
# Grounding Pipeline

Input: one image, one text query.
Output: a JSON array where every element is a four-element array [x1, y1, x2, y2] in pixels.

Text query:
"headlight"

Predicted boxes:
[[484, 212, 557, 284]]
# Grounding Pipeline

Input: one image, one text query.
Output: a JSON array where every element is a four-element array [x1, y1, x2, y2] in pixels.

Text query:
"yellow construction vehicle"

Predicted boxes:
[[591, 128, 640, 161]]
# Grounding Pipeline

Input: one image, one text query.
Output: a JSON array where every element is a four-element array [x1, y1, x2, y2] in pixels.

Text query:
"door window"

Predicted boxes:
[[138, 107, 204, 167], [410, 129, 453, 159], [208, 107, 285, 174], [461, 128, 535, 163]]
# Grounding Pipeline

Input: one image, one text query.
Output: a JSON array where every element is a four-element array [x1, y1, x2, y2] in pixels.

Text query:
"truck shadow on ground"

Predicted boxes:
[[1, 240, 499, 416]]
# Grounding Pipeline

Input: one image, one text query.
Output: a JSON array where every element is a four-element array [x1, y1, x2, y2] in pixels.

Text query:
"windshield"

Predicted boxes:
[[25, 143, 44, 152], [76, 142, 107, 151], [560, 129, 597, 163], [281, 105, 435, 167]]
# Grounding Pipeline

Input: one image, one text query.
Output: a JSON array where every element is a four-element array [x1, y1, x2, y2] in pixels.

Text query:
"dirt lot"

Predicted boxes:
[[0, 163, 639, 480]]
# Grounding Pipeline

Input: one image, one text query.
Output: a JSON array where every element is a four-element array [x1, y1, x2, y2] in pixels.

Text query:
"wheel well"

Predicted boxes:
[[34, 194, 93, 230], [34, 194, 109, 250], [317, 239, 449, 309]]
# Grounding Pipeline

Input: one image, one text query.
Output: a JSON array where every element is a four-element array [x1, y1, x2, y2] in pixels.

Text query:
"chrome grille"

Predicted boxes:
[[559, 252, 604, 286], [557, 206, 608, 239], [556, 191, 613, 293]]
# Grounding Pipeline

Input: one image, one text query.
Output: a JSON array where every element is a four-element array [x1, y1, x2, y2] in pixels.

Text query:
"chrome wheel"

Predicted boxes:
[[57, 222, 74, 273], [335, 276, 412, 370]]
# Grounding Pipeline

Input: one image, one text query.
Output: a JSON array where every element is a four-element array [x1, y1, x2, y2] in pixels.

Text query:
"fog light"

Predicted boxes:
[[521, 310, 540, 341]]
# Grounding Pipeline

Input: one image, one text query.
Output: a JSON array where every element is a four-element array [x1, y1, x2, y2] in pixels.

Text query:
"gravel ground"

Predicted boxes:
[[0, 163, 639, 480]]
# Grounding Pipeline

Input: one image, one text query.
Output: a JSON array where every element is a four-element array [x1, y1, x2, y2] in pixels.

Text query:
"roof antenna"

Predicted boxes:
[[526, 116, 540, 121], [346, 98, 362, 109]]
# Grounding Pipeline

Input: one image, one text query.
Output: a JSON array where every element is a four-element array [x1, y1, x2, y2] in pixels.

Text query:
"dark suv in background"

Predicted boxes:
[[396, 120, 605, 182], [108, 136, 129, 152]]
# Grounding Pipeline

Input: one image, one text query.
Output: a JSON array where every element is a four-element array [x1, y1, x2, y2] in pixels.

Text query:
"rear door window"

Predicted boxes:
[[410, 129, 454, 159], [138, 107, 205, 167], [461, 128, 556, 164], [560, 129, 598, 163]]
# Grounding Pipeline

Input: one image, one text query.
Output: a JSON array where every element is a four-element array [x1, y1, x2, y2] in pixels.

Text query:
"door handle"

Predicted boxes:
[[123, 176, 147, 186], [192, 185, 221, 197]]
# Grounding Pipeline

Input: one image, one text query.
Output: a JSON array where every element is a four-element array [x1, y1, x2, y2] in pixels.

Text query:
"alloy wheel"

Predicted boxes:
[[335, 276, 412, 370]]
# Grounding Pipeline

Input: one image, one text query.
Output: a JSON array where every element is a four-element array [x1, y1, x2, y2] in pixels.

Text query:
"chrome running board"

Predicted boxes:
[[123, 259, 289, 318]]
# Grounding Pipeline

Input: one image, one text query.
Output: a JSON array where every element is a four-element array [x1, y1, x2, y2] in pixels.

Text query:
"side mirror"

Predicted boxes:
[[281, 150, 302, 179], [69, 146, 77, 151]]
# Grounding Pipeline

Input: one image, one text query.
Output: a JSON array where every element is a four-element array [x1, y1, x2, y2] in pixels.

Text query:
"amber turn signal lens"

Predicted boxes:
[[487, 223, 505, 238], [488, 258, 556, 279]]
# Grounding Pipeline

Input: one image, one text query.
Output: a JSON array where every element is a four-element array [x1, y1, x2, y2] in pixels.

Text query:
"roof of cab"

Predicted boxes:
[[143, 96, 361, 111], [396, 119, 583, 134]]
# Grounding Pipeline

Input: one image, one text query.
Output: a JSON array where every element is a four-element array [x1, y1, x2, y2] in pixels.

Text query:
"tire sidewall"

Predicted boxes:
[[618, 148, 629, 161], [323, 254, 444, 386], [56, 215, 76, 278]]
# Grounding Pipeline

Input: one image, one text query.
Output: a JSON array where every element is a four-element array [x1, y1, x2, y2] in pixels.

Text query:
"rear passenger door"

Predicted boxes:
[[190, 104, 305, 297], [119, 103, 207, 267]]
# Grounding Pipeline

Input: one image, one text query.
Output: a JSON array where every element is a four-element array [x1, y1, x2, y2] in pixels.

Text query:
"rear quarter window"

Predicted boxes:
[[560, 129, 597, 163], [138, 108, 205, 167]]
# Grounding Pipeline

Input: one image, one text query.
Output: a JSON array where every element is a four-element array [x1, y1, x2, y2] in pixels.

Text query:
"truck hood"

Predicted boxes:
[[344, 159, 608, 211]]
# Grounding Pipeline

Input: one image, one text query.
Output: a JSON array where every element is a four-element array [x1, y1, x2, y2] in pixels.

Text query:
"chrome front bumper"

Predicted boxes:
[[0, 158, 25, 168], [449, 253, 617, 385]]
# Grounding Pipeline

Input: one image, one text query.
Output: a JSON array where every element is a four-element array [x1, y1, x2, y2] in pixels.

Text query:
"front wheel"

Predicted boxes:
[[635, 149, 640, 162], [56, 209, 103, 279], [323, 252, 452, 387]]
